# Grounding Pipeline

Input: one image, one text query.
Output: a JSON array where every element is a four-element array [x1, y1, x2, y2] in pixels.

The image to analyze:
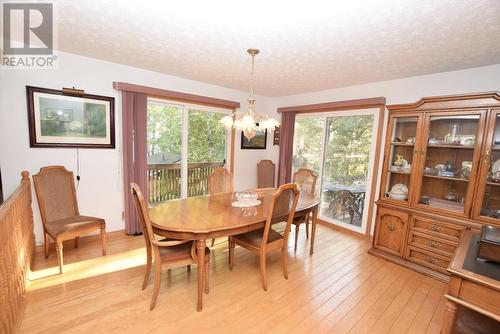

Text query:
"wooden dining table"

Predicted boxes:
[[149, 188, 320, 311]]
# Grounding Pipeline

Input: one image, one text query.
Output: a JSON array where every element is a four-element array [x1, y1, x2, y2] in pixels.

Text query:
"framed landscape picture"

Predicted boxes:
[[26, 86, 115, 148], [241, 130, 267, 149]]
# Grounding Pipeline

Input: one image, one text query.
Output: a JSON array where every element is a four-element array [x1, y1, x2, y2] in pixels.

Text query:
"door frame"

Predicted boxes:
[[294, 106, 385, 236]]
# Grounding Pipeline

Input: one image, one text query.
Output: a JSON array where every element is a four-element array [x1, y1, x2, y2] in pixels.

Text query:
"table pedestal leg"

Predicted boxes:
[[197, 239, 206, 312], [442, 299, 458, 334], [310, 205, 318, 255]]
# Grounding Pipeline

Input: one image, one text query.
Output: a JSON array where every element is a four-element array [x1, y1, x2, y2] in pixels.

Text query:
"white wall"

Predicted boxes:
[[0, 51, 279, 244], [274, 63, 500, 234]]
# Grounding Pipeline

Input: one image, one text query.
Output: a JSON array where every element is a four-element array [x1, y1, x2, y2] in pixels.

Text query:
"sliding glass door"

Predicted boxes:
[[147, 99, 230, 204], [293, 109, 380, 233]]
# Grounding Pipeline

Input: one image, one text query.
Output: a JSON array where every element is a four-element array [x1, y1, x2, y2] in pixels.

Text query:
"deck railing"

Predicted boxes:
[[148, 162, 225, 204]]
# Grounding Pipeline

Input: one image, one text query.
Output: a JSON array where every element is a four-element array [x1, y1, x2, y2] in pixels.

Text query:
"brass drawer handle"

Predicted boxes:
[[430, 224, 441, 232], [426, 256, 437, 265], [387, 224, 396, 231], [428, 240, 440, 248]]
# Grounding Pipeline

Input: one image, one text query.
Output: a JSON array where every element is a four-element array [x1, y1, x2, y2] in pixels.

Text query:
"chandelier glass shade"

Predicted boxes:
[[220, 48, 280, 140]]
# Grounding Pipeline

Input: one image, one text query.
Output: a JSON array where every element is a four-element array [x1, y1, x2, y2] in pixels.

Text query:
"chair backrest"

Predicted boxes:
[[257, 160, 276, 188], [261, 183, 299, 248], [130, 183, 156, 253], [208, 168, 233, 195], [293, 168, 318, 195], [33, 166, 79, 225]]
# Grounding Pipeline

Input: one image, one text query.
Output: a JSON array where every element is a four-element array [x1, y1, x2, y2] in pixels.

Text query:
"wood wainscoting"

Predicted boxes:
[[0, 172, 36, 333]]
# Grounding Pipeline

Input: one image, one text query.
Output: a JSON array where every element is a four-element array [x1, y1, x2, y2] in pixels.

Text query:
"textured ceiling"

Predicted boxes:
[[56, 0, 500, 96]]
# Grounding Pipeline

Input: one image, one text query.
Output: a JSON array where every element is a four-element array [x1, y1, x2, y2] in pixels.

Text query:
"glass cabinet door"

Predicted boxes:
[[383, 115, 420, 204], [416, 112, 484, 215], [474, 111, 500, 221]]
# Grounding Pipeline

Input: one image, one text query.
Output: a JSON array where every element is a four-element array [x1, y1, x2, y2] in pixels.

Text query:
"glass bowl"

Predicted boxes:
[[235, 191, 258, 203]]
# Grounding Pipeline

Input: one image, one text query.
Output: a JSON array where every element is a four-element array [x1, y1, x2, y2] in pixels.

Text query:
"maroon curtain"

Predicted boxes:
[[122, 91, 148, 235], [277, 111, 296, 185]]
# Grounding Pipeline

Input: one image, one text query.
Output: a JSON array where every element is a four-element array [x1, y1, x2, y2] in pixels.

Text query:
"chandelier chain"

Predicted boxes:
[[250, 52, 255, 101]]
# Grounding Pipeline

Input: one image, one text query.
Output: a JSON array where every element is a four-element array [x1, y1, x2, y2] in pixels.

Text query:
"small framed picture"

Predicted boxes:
[[26, 86, 115, 148], [241, 130, 267, 149]]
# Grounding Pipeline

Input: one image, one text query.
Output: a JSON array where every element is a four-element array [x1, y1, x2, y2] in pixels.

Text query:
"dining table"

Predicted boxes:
[[149, 187, 320, 311]]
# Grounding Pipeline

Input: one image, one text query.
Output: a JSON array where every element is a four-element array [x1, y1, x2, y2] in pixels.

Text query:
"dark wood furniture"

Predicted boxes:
[[292, 168, 318, 250], [370, 92, 500, 282], [478, 225, 500, 262], [130, 183, 210, 310], [148, 187, 320, 311], [229, 184, 299, 291], [442, 231, 500, 333], [33, 166, 106, 273], [257, 159, 276, 188], [0, 172, 36, 333]]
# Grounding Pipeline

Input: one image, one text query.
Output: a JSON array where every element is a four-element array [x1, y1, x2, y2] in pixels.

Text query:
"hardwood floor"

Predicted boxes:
[[20, 225, 446, 333]]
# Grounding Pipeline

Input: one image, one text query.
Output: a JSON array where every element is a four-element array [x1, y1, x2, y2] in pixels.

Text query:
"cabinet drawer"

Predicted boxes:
[[407, 231, 457, 257], [405, 246, 451, 274], [410, 216, 465, 242]]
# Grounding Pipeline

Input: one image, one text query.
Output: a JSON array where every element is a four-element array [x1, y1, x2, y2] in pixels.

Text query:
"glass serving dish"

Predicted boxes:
[[235, 191, 258, 203]]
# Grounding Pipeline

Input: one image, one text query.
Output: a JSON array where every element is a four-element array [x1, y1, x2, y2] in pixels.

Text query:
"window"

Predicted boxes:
[[147, 99, 231, 204]]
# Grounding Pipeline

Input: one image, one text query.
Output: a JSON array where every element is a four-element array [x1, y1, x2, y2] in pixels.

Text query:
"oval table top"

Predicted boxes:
[[149, 188, 320, 236]]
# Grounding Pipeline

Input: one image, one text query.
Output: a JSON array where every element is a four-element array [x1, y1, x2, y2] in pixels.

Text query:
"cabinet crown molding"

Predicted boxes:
[[387, 91, 500, 111]]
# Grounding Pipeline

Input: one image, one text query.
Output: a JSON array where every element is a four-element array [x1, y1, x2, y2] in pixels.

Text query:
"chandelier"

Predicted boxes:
[[220, 48, 280, 140]]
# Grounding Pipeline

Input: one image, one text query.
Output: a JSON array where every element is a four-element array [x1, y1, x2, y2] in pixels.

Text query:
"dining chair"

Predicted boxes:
[[208, 167, 233, 246], [228, 183, 299, 291], [257, 159, 276, 188], [33, 166, 106, 274], [208, 167, 233, 195], [292, 168, 318, 251], [130, 183, 210, 310]]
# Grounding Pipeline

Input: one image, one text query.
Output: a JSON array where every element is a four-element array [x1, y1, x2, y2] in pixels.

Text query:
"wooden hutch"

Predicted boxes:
[[369, 92, 500, 282]]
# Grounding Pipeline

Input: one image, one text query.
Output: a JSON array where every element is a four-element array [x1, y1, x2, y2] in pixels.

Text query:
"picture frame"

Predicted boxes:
[[241, 130, 267, 149], [26, 86, 115, 148]]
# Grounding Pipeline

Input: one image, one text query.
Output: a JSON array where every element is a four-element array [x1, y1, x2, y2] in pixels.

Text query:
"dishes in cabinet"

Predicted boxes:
[[491, 159, 500, 183], [393, 155, 408, 167], [387, 183, 408, 200], [460, 161, 472, 179], [391, 155, 411, 172]]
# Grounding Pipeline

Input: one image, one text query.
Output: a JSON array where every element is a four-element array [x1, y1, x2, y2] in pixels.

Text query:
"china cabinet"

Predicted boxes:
[[370, 92, 500, 282]]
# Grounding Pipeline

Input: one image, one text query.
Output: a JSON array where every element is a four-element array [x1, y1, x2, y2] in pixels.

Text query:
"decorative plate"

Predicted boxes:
[[391, 183, 408, 194]]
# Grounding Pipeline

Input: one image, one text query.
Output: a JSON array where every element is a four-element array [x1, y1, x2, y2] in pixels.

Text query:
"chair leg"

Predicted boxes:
[[305, 216, 310, 239], [56, 241, 63, 274], [150, 261, 162, 310], [229, 238, 235, 270], [204, 261, 209, 294], [44, 233, 50, 258], [294, 224, 300, 251], [259, 254, 268, 291], [142, 248, 152, 290], [211, 238, 215, 247], [187, 265, 191, 272], [74, 236, 80, 248], [100, 227, 106, 256], [281, 248, 288, 279]]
